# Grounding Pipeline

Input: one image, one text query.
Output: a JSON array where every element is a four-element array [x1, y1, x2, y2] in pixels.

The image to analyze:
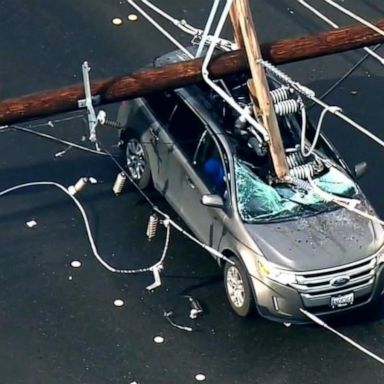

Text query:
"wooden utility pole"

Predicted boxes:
[[230, 0, 288, 179], [0, 19, 384, 126]]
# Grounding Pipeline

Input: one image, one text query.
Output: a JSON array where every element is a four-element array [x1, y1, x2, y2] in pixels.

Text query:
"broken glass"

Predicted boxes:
[[235, 159, 357, 223]]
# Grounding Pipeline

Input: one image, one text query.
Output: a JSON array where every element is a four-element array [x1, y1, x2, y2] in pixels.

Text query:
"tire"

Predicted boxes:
[[124, 131, 152, 189], [224, 256, 254, 317]]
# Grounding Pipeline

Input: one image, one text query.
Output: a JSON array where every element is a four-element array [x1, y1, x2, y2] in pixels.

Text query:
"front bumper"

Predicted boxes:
[[251, 263, 384, 324]]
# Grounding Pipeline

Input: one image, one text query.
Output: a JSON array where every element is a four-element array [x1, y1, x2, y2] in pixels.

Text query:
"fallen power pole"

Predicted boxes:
[[230, 0, 289, 178], [1, 19, 384, 125]]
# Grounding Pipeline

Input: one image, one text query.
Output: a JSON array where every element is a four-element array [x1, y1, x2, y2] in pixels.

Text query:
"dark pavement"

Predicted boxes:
[[1, 1, 384, 383]]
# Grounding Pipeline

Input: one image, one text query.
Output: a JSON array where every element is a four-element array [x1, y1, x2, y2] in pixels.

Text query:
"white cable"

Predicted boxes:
[[298, 0, 384, 65], [322, 0, 384, 38], [127, 0, 194, 59], [139, 0, 180, 25], [201, 0, 270, 142], [301, 105, 342, 157], [311, 95, 384, 149], [94, 145, 236, 266], [158, 211, 234, 264], [0, 181, 171, 274], [139, 0, 198, 34], [196, 0, 222, 57], [10, 125, 109, 156], [260, 60, 384, 150], [136, 0, 235, 51], [307, 174, 384, 227], [132, 0, 266, 140], [301, 309, 384, 365]]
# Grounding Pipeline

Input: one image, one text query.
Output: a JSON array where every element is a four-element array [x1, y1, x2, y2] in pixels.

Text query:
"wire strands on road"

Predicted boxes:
[[3, 118, 234, 268], [0, 181, 171, 275]]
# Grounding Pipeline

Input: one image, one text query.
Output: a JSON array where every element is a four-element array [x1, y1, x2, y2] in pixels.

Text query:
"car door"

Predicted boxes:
[[141, 91, 179, 192], [179, 129, 230, 248], [160, 99, 208, 214]]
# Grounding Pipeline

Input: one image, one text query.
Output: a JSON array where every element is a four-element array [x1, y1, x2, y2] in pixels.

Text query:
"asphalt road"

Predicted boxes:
[[1, 1, 384, 383]]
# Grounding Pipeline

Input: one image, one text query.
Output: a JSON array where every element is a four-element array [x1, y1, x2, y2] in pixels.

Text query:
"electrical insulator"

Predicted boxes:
[[68, 177, 88, 196], [113, 172, 127, 195], [104, 119, 122, 129], [188, 297, 203, 319], [146, 213, 159, 241]]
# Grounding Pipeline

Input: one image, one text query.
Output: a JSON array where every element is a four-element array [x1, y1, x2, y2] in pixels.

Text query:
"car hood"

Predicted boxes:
[[245, 207, 384, 271]]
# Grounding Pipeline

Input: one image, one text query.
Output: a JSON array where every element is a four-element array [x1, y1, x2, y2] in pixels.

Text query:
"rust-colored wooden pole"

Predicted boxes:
[[230, 0, 289, 179], [1, 19, 384, 125]]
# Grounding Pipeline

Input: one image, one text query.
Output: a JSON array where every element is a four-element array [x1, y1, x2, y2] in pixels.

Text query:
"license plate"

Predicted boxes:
[[330, 292, 354, 308]]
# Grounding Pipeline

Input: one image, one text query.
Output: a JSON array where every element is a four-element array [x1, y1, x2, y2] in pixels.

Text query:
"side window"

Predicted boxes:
[[145, 91, 178, 126], [167, 101, 206, 160], [194, 133, 227, 196]]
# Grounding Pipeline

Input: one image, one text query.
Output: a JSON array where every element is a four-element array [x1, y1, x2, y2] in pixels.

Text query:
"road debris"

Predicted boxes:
[[68, 177, 88, 195], [114, 299, 125, 307], [113, 172, 127, 195], [26, 220, 37, 228], [164, 311, 193, 332], [89, 177, 98, 184], [55, 145, 73, 157], [186, 296, 203, 319]]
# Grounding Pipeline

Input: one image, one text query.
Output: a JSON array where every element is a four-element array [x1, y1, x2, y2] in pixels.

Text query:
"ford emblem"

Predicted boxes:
[[330, 276, 351, 287]]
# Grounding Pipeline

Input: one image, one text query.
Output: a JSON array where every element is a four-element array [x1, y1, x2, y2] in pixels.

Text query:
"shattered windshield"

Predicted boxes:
[[235, 159, 358, 223]]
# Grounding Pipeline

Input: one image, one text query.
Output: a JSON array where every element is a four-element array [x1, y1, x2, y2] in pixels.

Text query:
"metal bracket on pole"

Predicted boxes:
[[78, 61, 103, 150]]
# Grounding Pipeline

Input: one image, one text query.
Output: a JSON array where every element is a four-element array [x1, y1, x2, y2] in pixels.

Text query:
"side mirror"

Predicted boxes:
[[354, 161, 368, 179], [201, 194, 225, 209]]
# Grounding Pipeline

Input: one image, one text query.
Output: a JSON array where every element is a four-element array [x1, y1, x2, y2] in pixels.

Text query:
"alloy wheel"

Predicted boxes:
[[126, 139, 146, 180], [226, 265, 245, 308]]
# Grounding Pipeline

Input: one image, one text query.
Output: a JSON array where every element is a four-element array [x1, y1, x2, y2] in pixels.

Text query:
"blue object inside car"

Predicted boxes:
[[204, 158, 225, 192]]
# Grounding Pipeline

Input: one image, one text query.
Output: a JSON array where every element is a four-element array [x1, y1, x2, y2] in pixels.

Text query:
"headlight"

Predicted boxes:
[[258, 258, 297, 285]]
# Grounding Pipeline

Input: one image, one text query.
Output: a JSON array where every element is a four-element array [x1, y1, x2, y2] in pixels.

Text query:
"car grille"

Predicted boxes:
[[291, 255, 377, 306]]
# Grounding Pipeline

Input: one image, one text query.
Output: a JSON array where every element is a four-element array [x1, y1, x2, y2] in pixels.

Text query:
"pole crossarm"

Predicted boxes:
[[1, 19, 384, 125]]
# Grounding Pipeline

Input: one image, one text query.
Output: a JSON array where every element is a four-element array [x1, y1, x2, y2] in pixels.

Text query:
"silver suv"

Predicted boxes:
[[117, 51, 384, 323]]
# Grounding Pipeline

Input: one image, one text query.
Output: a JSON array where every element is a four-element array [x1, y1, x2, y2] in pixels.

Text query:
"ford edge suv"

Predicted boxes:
[[117, 50, 384, 323]]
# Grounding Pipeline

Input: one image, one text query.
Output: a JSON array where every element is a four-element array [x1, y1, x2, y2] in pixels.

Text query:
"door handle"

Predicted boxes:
[[186, 176, 195, 189]]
